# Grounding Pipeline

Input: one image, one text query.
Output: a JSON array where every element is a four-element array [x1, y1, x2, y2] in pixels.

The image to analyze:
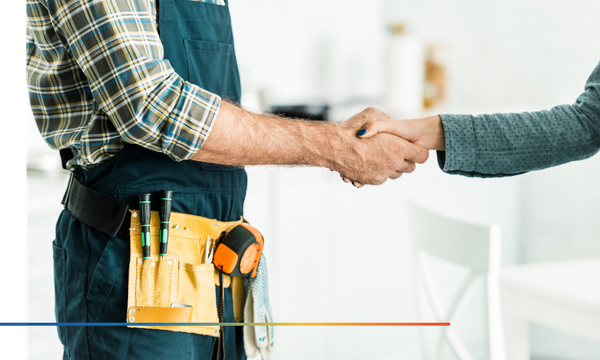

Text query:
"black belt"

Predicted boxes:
[[61, 174, 131, 240]]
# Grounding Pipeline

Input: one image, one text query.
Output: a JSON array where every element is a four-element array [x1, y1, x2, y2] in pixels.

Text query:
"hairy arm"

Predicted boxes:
[[192, 102, 430, 185]]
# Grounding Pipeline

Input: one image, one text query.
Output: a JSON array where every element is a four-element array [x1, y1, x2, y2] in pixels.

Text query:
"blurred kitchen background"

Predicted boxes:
[[26, 0, 600, 359]]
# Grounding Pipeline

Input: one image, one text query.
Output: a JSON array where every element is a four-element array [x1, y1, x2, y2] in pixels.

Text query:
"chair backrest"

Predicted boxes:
[[409, 202, 505, 360]]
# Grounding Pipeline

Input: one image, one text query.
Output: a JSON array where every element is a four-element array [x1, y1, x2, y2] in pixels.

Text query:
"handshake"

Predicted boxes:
[[194, 102, 446, 184], [330, 108, 446, 187]]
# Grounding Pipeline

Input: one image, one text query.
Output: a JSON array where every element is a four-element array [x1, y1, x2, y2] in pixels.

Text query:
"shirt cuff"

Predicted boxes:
[[438, 114, 478, 173], [163, 80, 221, 162], [437, 114, 527, 178]]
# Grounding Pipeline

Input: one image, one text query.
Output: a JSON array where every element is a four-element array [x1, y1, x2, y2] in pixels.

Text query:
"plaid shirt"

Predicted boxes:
[[26, 0, 225, 169]]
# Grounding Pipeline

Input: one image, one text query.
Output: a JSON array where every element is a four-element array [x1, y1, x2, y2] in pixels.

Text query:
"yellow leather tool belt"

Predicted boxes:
[[126, 210, 245, 337]]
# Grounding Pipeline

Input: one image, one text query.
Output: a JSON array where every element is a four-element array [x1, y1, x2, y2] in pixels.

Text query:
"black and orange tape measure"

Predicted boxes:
[[213, 223, 264, 278]]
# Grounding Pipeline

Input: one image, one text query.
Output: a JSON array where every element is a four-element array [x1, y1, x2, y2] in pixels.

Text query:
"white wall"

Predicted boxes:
[[520, 157, 600, 264], [230, 0, 388, 107]]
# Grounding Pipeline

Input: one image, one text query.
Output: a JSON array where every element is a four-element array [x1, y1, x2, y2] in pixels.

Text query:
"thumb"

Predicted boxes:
[[356, 119, 400, 139]]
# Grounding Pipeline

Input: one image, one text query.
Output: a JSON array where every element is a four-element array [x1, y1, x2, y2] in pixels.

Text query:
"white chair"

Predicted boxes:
[[409, 202, 506, 360]]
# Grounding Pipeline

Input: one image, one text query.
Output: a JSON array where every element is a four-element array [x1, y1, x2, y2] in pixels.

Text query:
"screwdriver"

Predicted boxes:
[[159, 190, 173, 260], [138, 193, 152, 259]]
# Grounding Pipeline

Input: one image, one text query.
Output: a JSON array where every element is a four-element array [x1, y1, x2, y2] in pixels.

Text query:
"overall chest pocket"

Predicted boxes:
[[183, 39, 240, 101]]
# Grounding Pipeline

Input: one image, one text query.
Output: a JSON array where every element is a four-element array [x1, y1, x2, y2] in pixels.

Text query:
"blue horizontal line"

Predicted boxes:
[[0, 320, 25, 330]]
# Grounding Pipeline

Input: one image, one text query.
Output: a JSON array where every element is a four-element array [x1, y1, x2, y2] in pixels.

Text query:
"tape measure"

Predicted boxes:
[[213, 223, 264, 278]]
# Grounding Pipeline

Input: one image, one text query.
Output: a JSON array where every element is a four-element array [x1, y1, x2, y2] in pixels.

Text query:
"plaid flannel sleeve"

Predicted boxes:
[[46, 0, 221, 161]]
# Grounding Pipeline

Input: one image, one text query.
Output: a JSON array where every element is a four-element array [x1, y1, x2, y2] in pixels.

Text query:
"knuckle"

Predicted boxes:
[[367, 175, 385, 185], [365, 107, 381, 116], [389, 172, 402, 180], [419, 149, 430, 163]]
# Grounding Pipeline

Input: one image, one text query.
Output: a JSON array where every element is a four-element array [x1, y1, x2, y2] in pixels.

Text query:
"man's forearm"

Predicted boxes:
[[191, 101, 430, 185], [191, 100, 338, 168]]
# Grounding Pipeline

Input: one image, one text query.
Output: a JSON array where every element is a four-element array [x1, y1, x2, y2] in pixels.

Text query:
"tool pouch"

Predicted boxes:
[[126, 210, 244, 337]]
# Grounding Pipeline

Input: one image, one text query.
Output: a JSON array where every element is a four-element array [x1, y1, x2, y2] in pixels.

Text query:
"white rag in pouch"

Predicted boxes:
[[243, 254, 274, 360]]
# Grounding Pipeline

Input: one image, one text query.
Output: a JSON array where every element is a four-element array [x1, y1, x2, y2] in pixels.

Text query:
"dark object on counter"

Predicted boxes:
[[270, 104, 329, 121]]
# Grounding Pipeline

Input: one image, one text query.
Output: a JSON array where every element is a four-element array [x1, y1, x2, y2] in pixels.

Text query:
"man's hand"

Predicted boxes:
[[341, 115, 445, 187], [328, 108, 430, 185], [191, 101, 429, 186]]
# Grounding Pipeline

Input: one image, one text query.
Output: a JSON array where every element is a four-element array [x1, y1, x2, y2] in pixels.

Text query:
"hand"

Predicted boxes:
[[357, 115, 445, 151], [342, 115, 444, 187], [328, 108, 429, 186]]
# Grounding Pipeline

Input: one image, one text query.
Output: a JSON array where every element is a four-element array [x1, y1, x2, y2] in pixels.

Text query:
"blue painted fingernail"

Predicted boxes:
[[356, 128, 367, 136], [352, 182, 357, 188]]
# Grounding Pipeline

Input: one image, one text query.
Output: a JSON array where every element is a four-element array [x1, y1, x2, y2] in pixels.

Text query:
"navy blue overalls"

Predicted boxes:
[[53, 1, 247, 358]]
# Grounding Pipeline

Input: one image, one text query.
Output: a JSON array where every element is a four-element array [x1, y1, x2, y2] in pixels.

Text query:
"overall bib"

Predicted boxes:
[[53, 1, 247, 359]]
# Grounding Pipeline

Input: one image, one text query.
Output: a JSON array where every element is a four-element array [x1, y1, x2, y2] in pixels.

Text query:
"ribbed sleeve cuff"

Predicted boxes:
[[438, 114, 478, 173]]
